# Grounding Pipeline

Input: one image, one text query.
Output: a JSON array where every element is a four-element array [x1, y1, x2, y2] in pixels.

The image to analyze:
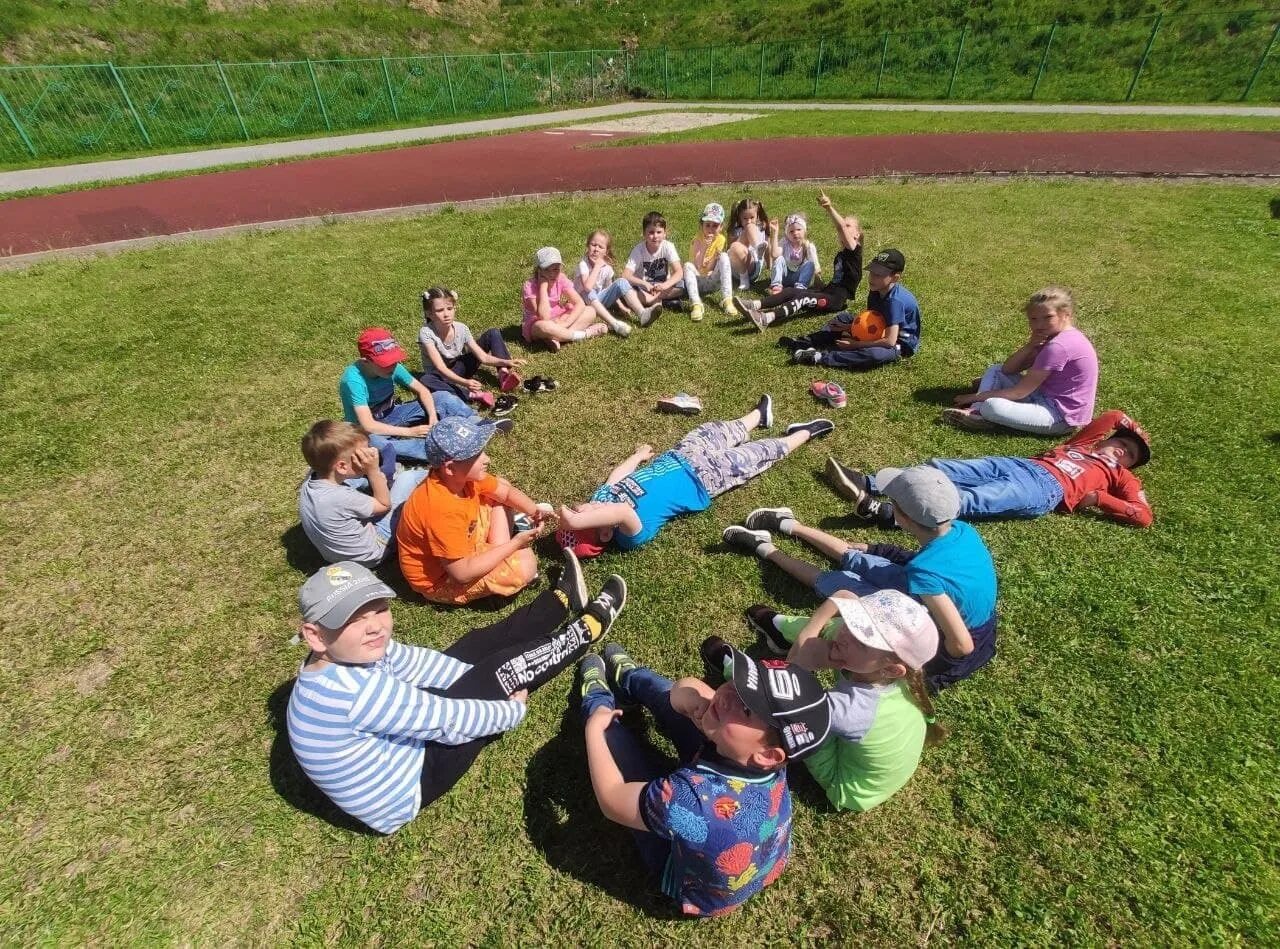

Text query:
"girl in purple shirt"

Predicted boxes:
[[943, 286, 1098, 436]]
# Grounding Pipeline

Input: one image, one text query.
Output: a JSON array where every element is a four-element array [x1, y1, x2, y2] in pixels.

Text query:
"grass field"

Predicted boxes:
[[2, 178, 1278, 943]]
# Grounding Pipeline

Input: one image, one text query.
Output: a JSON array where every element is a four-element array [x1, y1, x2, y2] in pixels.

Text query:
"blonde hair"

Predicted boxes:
[[1026, 285, 1075, 319], [301, 420, 367, 475], [586, 229, 615, 266], [905, 668, 947, 746]]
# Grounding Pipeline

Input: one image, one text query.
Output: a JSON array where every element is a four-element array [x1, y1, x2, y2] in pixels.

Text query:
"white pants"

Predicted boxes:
[[976, 365, 1074, 436]]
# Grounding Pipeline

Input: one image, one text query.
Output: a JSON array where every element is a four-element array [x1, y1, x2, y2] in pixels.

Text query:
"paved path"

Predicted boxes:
[[2, 128, 1277, 266], [3, 99, 1278, 193]]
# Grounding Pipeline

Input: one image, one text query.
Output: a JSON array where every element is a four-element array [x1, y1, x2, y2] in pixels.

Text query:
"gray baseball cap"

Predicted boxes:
[[875, 465, 960, 528], [534, 246, 562, 268], [299, 562, 396, 628]]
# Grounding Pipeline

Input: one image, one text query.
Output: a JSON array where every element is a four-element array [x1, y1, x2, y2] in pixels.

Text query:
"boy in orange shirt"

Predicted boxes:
[[396, 417, 553, 604]]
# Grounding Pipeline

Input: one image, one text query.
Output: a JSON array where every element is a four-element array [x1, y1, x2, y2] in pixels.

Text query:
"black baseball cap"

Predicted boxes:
[[867, 248, 905, 274]]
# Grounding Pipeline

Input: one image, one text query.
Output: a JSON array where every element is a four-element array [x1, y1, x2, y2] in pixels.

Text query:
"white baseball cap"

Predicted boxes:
[[534, 246, 562, 268], [833, 590, 939, 671]]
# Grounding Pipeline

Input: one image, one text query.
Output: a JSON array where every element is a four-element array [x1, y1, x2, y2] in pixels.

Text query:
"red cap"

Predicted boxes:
[[1112, 413, 1152, 467], [357, 328, 407, 369], [556, 527, 605, 559]]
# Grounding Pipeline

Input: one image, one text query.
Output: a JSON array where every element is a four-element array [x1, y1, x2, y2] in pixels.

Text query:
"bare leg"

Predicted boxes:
[[788, 521, 855, 563], [761, 548, 824, 589]]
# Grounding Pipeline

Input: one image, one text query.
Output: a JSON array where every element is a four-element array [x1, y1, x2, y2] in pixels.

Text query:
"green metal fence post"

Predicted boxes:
[[380, 56, 399, 120], [305, 59, 332, 130], [757, 43, 766, 97], [108, 61, 152, 146], [946, 26, 967, 98], [1126, 14, 1163, 102], [590, 49, 597, 101], [1242, 20, 1280, 101], [0, 89, 36, 157], [547, 50, 554, 105], [709, 46, 715, 98], [876, 32, 890, 96], [499, 52, 509, 109], [814, 38, 824, 97], [443, 55, 458, 113], [663, 47, 670, 99], [1030, 22, 1057, 100], [215, 60, 250, 140]]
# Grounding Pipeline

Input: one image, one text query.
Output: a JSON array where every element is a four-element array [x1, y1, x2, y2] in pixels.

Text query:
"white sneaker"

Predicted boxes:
[[603, 313, 632, 337], [638, 305, 660, 327]]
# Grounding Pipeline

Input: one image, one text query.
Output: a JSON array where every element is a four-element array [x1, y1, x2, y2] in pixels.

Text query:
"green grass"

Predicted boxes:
[[1, 179, 1278, 942]]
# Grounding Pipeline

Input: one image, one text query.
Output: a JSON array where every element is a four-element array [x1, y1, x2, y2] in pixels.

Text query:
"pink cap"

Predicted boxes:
[[833, 590, 939, 671]]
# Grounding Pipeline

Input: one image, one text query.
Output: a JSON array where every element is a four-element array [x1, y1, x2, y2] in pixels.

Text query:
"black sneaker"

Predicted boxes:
[[791, 347, 821, 366], [583, 575, 627, 643], [492, 394, 519, 417], [722, 525, 771, 555], [602, 642, 640, 692], [755, 393, 774, 429], [778, 335, 803, 351], [745, 604, 789, 656], [557, 547, 589, 613], [490, 417, 515, 435], [743, 507, 794, 532], [785, 419, 835, 439], [700, 635, 733, 683], [578, 654, 611, 700]]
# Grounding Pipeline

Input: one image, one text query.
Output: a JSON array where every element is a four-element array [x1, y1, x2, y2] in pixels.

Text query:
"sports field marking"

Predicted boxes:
[[563, 111, 763, 134]]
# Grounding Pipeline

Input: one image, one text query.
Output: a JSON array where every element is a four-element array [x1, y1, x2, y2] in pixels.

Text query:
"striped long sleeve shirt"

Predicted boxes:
[[286, 639, 526, 833]]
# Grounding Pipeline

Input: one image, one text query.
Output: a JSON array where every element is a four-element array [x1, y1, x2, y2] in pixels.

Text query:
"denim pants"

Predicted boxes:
[[903, 456, 1064, 519], [580, 667, 705, 875], [369, 392, 474, 463], [419, 328, 512, 400], [794, 329, 901, 370], [814, 550, 911, 599], [588, 277, 633, 309], [975, 366, 1073, 436], [770, 258, 816, 290], [373, 467, 430, 546]]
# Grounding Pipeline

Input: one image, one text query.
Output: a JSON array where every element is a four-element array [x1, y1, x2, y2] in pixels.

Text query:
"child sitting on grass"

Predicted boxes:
[[555, 396, 834, 557], [725, 464, 998, 693], [942, 286, 1097, 436], [418, 286, 525, 412], [828, 409, 1153, 529], [779, 248, 921, 370], [577, 637, 831, 916], [522, 247, 607, 351], [726, 197, 771, 291], [744, 590, 943, 813], [575, 229, 655, 336], [396, 416, 550, 605], [622, 210, 687, 326], [339, 327, 476, 464], [288, 555, 624, 833], [767, 211, 820, 294], [681, 202, 735, 320], [299, 420, 429, 568]]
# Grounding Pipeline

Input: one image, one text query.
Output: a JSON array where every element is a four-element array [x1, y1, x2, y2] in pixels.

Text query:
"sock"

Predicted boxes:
[[777, 517, 797, 536], [553, 589, 569, 609], [571, 330, 587, 341], [580, 613, 603, 641], [756, 541, 778, 559], [762, 312, 775, 326]]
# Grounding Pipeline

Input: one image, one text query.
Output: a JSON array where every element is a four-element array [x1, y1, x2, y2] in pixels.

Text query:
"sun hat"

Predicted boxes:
[[874, 465, 960, 528], [833, 590, 939, 671], [534, 246, 563, 269], [423, 416, 499, 468], [299, 562, 396, 629], [356, 327, 407, 369], [700, 202, 725, 224]]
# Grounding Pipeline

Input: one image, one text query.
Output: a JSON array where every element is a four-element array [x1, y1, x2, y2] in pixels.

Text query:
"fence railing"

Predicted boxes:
[[1, 9, 1277, 165]]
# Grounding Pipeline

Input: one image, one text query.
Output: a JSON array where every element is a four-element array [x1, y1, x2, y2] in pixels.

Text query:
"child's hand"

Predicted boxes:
[[352, 444, 381, 474], [509, 357, 527, 367], [817, 191, 832, 209], [1079, 491, 1100, 508], [633, 443, 654, 462], [533, 501, 556, 521], [407, 424, 432, 437], [767, 218, 780, 237], [509, 688, 529, 704], [464, 378, 484, 392], [670, 679, 711, 722], [952, 393, 981, 408]]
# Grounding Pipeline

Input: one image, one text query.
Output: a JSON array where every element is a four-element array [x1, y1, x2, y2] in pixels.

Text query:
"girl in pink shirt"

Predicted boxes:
[[521, 246, 607, 352]]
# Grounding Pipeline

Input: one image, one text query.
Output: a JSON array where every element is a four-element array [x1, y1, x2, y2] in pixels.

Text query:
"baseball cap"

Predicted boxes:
[[833, 590, 939, 671], [299, 562, 396, 629], [423, 416, 499, 468], [534, 246, 562, 269], [875, 465, 960, 528], [700, 202, 725, 224], [1111, 413, 1152, 467], [715, 641, 832, 761], [357, 327, 407, 369], [555, 526, 606, 559], [867, 248, 906, 274]]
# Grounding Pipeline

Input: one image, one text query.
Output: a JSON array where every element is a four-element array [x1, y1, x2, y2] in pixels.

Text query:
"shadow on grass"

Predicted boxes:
[[911, 384, 971, 407], [702, 540, 818, 612], [280, 523, 326, 578], [265, 679, 381, 836], [523, 705, 682, 919]]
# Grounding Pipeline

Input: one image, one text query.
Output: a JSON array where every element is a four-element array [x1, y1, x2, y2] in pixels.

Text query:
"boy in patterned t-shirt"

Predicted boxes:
[[578, 639, 831, 917]]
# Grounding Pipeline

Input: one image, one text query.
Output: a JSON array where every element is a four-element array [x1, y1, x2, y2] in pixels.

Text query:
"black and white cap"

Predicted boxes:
[[721, 642, 832, 761]]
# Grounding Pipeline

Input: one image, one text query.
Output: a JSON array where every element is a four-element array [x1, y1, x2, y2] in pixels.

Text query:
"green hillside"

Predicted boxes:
[[0, 0, 1251, 66]]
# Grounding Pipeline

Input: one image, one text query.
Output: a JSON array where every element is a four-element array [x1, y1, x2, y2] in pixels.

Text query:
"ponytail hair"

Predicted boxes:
[[422, 286, 459, 317], [905, 668, 948, 747]]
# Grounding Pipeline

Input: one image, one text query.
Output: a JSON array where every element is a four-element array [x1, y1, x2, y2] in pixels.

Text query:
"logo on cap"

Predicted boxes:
[[766, 667, 801, 702], [325, 565, 352, 585]]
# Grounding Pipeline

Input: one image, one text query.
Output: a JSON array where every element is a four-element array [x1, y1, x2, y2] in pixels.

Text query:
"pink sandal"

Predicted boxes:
[[809, 380, 848, 409], [498, 368, 522, 393]]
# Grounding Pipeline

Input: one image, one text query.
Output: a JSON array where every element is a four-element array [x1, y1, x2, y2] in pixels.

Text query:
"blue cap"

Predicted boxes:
[[423, 416, 497, 468]]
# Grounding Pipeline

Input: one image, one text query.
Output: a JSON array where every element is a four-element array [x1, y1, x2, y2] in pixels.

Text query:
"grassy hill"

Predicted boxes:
[[0, 0, 1248, 66]]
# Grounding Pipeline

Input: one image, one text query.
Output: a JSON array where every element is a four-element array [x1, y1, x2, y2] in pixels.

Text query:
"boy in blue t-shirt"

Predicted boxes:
[[779, 247, 922, 371], [724, 464, 997, 693], [339, 327, 479, 464], [578, 638, 831, 917], [554, 396, 833, 557]]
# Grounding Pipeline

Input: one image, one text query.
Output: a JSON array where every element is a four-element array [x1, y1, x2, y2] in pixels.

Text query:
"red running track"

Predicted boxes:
[[2, 129, 1278, 257]]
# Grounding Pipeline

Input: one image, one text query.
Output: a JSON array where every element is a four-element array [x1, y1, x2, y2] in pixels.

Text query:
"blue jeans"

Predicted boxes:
[[588, 277, 632, 309], [580, 667, 705, 876], [374, 467, 430, 546], [368, 392, 473, 464], [770, 258, 816, 290], [906, 456, 1065, 519], [815, 550, 910, 599]]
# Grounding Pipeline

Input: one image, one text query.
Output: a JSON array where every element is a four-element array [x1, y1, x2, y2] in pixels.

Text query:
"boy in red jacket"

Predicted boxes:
[[829, 410, 1153, 528]]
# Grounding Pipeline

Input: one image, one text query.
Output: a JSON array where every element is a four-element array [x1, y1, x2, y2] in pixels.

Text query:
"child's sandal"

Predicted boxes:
[[809, 380, 848, 409]]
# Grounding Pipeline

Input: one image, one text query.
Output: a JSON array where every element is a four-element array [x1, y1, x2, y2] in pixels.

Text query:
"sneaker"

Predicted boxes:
[[656, 392, 704, 415], [722, 525, 771, 555], [690, 302, 705, 323], [745, 604, 789, 656], [490, 417, 515, 435], [557, 547, 589, 613], [744, 507, 794, 532], [498, 368, 522, 393], [941, 407, 997, 432], [792, 348, 821, 366], [778, 335, 803, 352], [492, 394, 519, 417], [731, 295, 758, 321], [578, 654, 611, 700], [700, 635, 733, 682], [601, 312, 632, 337], [583, 575, 627, 643], [785, 419, 835, 439], [755, 393, 774, 429], [586, 323, 610, 339], [719, 295, 737, 316], [522, 376, 558, 394], [809, 380, 848, 409], [825, 456, 873, 508], [602, 642, 640, 692], [637, 304, 660, 328]]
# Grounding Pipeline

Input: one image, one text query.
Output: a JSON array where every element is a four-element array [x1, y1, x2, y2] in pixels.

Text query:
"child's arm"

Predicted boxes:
[[836, 322, 901, 351], [918, 593, 974, 658], [485, 476, 539, 519], [606, 443, 654, 485], [622, 256, 651, 293], [441, 525, 542, 586], [818, 192, 861, 250], [535, 278, 555, 319], [656, 248, 684, 293], [954, 368, 1050, 407], [766, 218, 781, 263], [351, 668, 527, 746], [807, 239, 821, 275], [464, 336, 523, 370], [424, 339, 483, 391], [787, 596, 845, 671], [557, 501, 644, 540], [669, 676, 715, 721], [583, 707, 649, 830], [352, 443, 391, 516], [1001, 336, 1046, 374], [406, 377, 441, 426], [562, 280, 586, 309], [1079, 477, 1154, 527], [352, 404, 430, 439]]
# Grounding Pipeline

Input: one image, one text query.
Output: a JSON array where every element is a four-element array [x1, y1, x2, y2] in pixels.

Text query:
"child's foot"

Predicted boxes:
[[602, 642, 640, 692], [940, 407, 997, 432], [637, 304, 661, 327], [744, 604, 789, 656], [490, 417, 515, 435], [582, 575, 627, 643], [498, 368, 522, 393], [578, 654, 611, 700], [602, 313, 632, 337], [777, 335, 803, 352], [785, 419, 835, 439], [744, 507, 795, 533], [719, 295, 737, 316], [557, 547, 589, 613], [586, 323, 610, 339], [689, 302, 705, 323], [755, 393, 774, 429], [750, 309, 775, 332], [791, 347, 821, 366], [722, 525, 772, 556]]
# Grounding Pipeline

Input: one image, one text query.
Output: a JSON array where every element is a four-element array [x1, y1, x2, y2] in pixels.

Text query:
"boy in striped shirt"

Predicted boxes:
[[287, 554, 625, 833]]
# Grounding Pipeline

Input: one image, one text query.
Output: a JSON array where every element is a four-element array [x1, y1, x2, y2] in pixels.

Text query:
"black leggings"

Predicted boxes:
[[418, 588, 588, 807], [419, 327, 511, 400], [760, 285, 852, 323]]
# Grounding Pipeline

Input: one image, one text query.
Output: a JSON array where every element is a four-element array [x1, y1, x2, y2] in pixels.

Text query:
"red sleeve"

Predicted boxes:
[[1064, 409, 1126, 450], [1092, 471, 1154, 528]]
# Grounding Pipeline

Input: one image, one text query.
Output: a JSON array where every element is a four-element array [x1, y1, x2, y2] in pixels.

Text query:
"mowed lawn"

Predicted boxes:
[[1, 180, 1277, 944]]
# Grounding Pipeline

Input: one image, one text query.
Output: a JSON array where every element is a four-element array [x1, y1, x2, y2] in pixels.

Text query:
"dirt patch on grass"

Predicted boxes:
[[563, 111, 763, 134]]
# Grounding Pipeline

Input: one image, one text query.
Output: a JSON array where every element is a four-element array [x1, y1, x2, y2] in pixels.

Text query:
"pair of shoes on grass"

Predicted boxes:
[[522, 375, 560, 394], [721, 505, 794, 559], [751, 393, 833, 440]]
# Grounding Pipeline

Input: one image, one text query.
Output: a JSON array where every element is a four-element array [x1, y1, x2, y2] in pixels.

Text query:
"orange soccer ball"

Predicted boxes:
[[849, 308, 887, 342]]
